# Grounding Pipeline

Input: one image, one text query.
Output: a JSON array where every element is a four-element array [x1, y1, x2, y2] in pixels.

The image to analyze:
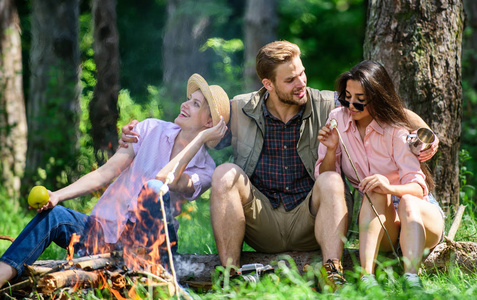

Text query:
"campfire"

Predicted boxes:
[[0, 236, 191, 299], [0, 175, 192, 299]]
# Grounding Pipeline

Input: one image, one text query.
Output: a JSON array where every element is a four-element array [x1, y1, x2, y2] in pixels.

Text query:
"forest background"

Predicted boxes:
[[1, 0, 477, 298]]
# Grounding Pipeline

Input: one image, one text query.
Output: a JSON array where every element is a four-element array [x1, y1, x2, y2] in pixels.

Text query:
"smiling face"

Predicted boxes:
[[344, 79, 373, 126], [263, 55, 308, 106], [174, 90, 212, 131]]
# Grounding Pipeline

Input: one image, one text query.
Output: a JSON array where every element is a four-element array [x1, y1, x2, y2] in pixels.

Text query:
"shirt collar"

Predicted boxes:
[[342, 109, 384, 135], [262, 91, 305, 124], [165, 123, 208, 168]]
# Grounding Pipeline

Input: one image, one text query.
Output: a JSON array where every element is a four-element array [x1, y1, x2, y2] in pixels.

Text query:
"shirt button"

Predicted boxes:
[[284, 166, 288, 170], [284, 145, 287, 149], [286, 187, 289, 190]]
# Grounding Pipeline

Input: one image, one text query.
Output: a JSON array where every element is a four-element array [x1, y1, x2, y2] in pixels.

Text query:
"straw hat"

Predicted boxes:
[[187, 73, 230, 148]]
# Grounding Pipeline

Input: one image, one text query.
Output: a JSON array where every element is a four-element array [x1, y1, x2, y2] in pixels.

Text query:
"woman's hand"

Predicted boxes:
[[359, 174, 392, 195], [318, 123, 339, 151], [118, 120, 140, 148], [201, 116, 227, 143], [31, 190, 60, 213]]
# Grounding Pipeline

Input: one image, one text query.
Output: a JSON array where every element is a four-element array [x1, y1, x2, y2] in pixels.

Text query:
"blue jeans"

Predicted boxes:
[[0, 206, 88, 278], [0, 186, 177, 278]]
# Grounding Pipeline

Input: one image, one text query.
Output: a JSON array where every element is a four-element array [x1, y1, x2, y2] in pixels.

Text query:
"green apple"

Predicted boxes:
[[28, 186, 49, 209]]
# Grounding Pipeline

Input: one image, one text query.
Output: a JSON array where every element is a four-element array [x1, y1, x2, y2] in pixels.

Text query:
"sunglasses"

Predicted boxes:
[[337, 97, 369, 112]]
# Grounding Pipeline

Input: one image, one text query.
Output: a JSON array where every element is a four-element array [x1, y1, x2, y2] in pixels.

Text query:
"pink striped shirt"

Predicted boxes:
[[90, 119, 215, 243], [315, 108, 428, 198]]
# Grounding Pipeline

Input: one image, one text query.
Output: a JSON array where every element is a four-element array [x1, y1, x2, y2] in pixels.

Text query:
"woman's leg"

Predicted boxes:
[[359, 192, 400, 274], [398, 195, 443, 273], [0, 206, 88, 286]]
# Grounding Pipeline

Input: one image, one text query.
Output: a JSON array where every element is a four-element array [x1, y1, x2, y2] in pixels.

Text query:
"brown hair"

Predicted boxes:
[[256, 41, 301, 82], [336, 60, 435, 191]]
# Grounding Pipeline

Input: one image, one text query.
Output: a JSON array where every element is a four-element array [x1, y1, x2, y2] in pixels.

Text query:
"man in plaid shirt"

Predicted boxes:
[[210, 41, 349, 288]]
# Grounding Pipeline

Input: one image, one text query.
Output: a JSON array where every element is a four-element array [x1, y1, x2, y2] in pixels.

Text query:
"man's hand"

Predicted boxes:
[[119, 120, 140, 148], [417, 132, 439, 162]]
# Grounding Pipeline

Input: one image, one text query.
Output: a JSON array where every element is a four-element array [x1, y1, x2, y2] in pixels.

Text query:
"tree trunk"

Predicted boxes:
[[24, 0, 81, 192], [0, 0, 27, 198], [464, 0, 477, 90], [364, 0, 464, 210], [243, 0, 278, 91], [162, 0, 210, 118], [89, 0, 120, 164]]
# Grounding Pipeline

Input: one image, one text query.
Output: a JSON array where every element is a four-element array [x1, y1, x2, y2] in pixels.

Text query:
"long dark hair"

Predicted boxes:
[[336, 60, 435, 192]]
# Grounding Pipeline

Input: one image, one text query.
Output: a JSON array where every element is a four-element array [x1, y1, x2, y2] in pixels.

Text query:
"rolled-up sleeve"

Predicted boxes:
[[179, 149, 216, 201], [392, 128, 428, 196]]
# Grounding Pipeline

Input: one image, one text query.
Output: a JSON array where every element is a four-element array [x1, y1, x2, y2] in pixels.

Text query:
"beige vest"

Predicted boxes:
[[229, 87, 335, 179]]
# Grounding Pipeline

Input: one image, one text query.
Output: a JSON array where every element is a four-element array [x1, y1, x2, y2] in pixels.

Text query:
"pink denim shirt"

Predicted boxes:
[[90, 119, 215, 243], [315, 108, 428, 199]]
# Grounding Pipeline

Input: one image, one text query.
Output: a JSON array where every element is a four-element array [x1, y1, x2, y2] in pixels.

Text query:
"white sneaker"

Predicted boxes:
[[360, 274, 379, 291], [403, 273, 423, 290]]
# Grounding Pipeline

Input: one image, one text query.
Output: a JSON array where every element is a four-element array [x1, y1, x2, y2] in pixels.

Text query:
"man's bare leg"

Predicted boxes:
[[311, 171, 348, 264], [0, 261, 17, 288], [210, 163, 253, 268]]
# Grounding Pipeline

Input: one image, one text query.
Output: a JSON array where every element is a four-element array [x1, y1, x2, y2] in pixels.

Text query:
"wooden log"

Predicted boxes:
[[422, 240, 477, 274], [421, 205, 477, 274], [75, 256, 113, 270], [37, 269, 100, 295], [175, 249, 359, 283]]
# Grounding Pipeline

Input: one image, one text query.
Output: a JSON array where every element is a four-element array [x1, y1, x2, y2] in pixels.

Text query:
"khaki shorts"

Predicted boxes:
[[243, 185, 320, 253]]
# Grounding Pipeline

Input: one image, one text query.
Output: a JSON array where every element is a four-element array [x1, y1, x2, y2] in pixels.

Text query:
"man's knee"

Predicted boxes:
[[314, 171, 345, 200], [211, 163, 247, 194]]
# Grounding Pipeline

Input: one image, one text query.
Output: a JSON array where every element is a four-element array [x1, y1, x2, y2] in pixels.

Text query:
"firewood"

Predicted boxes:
[[37, 269, 100, 295], [109, 271, 126, 290], [75, 256, 113, 270], [0, 278, 32, 295], [25, 264, 54, 276]]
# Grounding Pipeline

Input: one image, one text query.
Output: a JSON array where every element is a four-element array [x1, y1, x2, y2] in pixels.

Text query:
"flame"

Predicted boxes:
[[67, 233, 81, 264]]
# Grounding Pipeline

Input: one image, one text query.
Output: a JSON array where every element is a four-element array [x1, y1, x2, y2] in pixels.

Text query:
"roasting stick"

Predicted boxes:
[[156, 162, 180, 300], [329, 119, 401, 265]]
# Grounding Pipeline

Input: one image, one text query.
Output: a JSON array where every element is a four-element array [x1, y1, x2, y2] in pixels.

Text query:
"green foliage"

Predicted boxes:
[[201, 38, 245, 97], [116, 0, 167, 103], [278, 0, 366, 90]]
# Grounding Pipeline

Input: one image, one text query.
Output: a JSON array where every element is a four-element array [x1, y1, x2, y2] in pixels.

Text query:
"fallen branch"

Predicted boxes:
[[446, 205, 466, 241], [0, 278, 32, 295], [0, 235, 14, 243]]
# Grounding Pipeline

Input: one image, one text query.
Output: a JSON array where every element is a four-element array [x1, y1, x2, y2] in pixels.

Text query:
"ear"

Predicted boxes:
[[205, 116, 213, 128], [262, 78, 274, 91]]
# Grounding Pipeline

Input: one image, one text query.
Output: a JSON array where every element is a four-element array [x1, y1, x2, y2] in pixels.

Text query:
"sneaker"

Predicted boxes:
[[359, 274, 380, 292], [318, 259, 347, 292], [403, 273, 423, 290]]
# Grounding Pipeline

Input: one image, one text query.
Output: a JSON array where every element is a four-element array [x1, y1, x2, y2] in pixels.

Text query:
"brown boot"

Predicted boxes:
[[318, 259, 346, 292]]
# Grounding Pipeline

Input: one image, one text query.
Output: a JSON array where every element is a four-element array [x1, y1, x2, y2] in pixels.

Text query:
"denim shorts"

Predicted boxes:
[[392, 193, 445, 219], [392, 193, 445, 241]]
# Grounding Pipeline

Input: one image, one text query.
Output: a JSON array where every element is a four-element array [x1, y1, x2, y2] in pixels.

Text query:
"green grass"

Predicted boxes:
[[2, 187, 477, 299]]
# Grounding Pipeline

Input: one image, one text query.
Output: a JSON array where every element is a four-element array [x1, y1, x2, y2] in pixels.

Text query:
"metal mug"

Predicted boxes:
[[406, 127, 436, 155]]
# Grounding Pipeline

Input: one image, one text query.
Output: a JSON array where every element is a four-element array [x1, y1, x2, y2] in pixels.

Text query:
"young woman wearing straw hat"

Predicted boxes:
[[0, 73, 230, 288]]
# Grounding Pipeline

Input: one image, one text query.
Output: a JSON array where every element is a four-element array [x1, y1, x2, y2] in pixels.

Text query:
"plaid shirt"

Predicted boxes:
[[250, 99, 315, 211]]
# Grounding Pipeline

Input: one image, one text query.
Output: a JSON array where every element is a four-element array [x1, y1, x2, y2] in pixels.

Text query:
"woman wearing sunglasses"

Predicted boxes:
[[315, 60, 444, 289]]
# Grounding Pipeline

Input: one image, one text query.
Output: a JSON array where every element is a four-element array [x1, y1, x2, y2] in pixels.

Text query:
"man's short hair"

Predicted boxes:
[[256, 41, 301, 82]]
